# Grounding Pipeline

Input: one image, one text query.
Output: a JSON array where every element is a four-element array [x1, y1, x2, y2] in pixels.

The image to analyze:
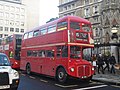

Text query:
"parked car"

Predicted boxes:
[[0, 53, 19, 90]]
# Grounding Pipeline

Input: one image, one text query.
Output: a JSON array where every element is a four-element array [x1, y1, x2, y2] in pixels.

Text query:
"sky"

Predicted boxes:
[[39, 0, 59, 25]]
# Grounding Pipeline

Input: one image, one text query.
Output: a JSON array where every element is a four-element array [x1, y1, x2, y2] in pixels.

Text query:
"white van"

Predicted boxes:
[[0, 53, 19, 90]]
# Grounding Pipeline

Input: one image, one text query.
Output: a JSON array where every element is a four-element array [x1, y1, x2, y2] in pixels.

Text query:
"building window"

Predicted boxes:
[[15, 21, 20, 26], [5, 20, 9, 25], [10, 13, 14, 19], [21, 22, 24, 26], [21, 15, 25, 20], [93, 5, 99, 14], [21, 29, 24, 33], [95, 28, 100, 37], [85, 8, 90, 17], [94, 17, 99, 22], [68, 5, 71, 9], [85, 0, 89, 5], [64, 6, 67, 10], [0, 27, 3, 31], [72, 4, 75, 8], [10, 21, 14, 26], [5, 27, 9, 31], [10, 6, 15, 12], [16, 14, 20, 19], [4, 34, 8, 37], [5, 13, 9, 18], [5, 5, 9, 11], [94, 0, 98, 2], [15, 28, 19, 32], [0, 4, 3, 10], [70, 12, 75, 16], [10, 28, 14, 32], [0, 12, 4, 17], [16, 7, 20, 12], [0, 19, 3, 25], [0, 34, 3, 38], [21, 8, 25, 13]]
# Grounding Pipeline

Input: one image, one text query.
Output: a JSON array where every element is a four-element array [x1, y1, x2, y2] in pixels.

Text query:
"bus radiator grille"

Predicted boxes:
[[78, 65, 91, 77]]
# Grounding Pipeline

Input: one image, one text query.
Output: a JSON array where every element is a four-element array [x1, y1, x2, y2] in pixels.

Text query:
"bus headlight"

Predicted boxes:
[[70, 68, 75, 72], [92, 67, 94, 71]]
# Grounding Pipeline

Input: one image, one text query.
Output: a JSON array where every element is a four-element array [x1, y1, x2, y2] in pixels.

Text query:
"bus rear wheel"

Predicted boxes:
[[26, 64, 31, 75], [57, 68, 67, 83]]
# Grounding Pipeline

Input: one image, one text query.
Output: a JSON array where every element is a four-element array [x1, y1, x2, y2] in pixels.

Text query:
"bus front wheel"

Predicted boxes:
[[26, 64, 31, 75], [57, 68, 67, 83]]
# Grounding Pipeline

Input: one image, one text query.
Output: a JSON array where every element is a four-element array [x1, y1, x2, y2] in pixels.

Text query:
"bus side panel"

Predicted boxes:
[[24, 30, 68, 47], [20, 49, 27, 70]]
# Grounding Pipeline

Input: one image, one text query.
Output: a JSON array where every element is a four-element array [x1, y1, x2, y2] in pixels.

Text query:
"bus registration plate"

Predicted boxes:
[[0, 85, 10, 89], [83, 76, 87, 78]]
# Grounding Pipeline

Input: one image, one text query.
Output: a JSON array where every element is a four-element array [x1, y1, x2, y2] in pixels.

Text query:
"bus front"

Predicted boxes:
[[67, 17, 94, 80], [13, 34, 22, 69], [7, 34, 22, 69]]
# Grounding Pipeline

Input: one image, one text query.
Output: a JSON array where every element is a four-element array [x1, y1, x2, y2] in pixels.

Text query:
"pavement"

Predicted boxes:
[[92, 68, 120, 86]]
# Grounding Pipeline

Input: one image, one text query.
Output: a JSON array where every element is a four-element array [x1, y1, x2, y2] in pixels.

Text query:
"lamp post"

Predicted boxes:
[[111, 26, 118, 40], [111, 25, 119, 63], [94, 39, 100, 55]]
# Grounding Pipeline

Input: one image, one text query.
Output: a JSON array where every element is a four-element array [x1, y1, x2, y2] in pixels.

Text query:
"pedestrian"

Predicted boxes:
[[109, 53, 116, 74], [92, 54, 97, 75], [97, 53, 104, 74], [103, 54, 110, 72]]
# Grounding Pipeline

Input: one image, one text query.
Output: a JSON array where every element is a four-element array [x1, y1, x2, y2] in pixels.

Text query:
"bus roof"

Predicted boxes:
[[25, 16, 91, 33]]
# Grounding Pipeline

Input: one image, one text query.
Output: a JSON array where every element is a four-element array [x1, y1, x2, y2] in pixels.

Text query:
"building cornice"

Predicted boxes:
[[58, 0, 78, 7], [59, 0, 102, 15], [0, 0, 22, 5]]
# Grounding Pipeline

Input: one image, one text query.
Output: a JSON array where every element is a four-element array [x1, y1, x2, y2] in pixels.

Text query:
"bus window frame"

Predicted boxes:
[[23, 33, 28, 39], [28, 31, 33, 38], [57, 21, 68, 31], [40, 28, 47, 35], [70, 21, 81, 30], [81, 23, 91, 32], [48, 24, 56, 33], [33, 30, 39, 37]]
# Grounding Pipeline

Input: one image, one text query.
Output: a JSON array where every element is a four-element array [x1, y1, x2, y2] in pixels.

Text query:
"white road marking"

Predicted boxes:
[[40, 79, 48, 83], [55, 84, 78, 88], [89, 81, 104, 84], [111, 85, 120, 88], [73, 85, 107, 90], [29, 76, 36, 79], [21, 74, 26, 76]]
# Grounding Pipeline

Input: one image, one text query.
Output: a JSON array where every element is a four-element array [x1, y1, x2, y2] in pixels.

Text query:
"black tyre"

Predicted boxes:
[[56, 68, 67, 83], [26, 64, 31, 75], [9, 87, 18, 90]]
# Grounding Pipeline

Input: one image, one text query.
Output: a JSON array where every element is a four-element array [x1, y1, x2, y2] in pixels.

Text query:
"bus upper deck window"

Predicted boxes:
[[24, 33, 28, 39], [82, 23, 91, 32], [28, 32, 33, 38], [57, 21, 67, 31], [70, 22, 80, 30], [33, 30, 39, 37]]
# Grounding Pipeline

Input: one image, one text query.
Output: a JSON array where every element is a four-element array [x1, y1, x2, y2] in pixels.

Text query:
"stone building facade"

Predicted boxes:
[[58, 0, 120, 63], [0, 0, 26, 38], [0, 0, 40, 38]]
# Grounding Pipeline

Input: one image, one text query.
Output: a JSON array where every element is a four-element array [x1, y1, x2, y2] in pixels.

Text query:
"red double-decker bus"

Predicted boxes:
[[1, 34, 22, 69], [20, 16, 94, 83]]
